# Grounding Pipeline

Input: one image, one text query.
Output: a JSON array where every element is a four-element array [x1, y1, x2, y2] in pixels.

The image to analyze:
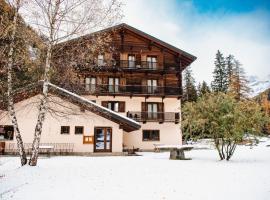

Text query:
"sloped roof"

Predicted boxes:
[[57, 23, 196, 68], [47, 82, 140, 132], [0, 82, 141, 132]]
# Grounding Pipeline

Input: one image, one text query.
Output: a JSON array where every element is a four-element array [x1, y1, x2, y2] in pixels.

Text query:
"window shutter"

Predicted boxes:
[[101, 101, 108, 108], [158, 103, 164, 112], [102, 77, 108, 84], [142, 102, 146, 112], [135, 54, 141, 65], [120, 78, 126, 86], [119, 102, 125, 112]]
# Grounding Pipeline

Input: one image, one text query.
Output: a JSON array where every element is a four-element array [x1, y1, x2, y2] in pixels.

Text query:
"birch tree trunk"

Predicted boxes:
[[6, 0, 27, 166], [28, 42, 52, 166]]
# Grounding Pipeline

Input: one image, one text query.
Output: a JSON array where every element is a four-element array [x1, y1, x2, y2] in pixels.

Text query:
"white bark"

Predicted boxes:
[[6, 0, 27, 166], [26, 0, 122, 166]]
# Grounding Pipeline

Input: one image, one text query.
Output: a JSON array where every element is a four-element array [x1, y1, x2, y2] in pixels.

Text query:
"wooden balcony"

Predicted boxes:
[[127, 112, 180, 123], [82, 84, 182, 97], [76, 60, 180, 73]]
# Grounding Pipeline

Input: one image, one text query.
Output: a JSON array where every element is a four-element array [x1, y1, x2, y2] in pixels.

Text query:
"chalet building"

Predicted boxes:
[[0, 23, 196, 154]]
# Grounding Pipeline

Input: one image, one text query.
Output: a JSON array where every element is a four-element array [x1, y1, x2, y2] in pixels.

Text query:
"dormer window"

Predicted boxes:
[[98, 55, 104, 66], [28, 45, 39, 61]]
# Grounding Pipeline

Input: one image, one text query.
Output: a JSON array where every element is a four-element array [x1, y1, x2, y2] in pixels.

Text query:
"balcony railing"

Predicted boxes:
[[127, 112, 180, 123], [79, 59, 180, 72], [83, 84, 181, 96]]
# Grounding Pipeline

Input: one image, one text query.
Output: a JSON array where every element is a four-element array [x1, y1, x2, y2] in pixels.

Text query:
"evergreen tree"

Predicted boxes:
[[225, 54, 234, 88], [199, 81, 211, 97], [228, 59, 251, 100], [211, 50, 227, 92], [183, 66, 197, 103]]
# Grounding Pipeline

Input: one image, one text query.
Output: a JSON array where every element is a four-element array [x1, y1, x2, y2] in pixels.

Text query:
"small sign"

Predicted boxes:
[[83, 136, 94, 144]]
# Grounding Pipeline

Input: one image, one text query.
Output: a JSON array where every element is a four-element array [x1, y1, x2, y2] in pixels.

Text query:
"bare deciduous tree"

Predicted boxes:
[[20, 0, 122, 166], [3, 0, 27, 166]]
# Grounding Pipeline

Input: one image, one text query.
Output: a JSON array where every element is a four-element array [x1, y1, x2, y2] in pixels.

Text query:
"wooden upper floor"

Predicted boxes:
[[53, 23, 196, 97]]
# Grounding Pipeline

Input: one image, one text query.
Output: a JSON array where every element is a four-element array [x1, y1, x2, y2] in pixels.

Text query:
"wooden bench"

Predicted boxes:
[[39, 145, 54, 157], [154, 144, 194, 160]]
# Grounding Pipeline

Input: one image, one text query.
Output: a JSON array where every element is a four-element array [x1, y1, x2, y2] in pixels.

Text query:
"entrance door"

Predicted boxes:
[[94, 127, 112, 152]]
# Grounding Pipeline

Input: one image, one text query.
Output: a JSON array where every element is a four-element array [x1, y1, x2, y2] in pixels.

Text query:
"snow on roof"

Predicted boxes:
[[48, 82, 141, 127]]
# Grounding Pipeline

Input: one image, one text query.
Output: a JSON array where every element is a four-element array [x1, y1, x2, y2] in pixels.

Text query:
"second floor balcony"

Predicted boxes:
[[78, 59, 180, 73], [83, 84, 182, 97], [127, 111, 180, 124]]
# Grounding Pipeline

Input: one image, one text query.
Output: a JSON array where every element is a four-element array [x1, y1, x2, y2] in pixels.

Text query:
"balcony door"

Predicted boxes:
[[147, 56, 157, 69], [94, 127, 112, 152], [85, 77, 96, 93], [108, 77, 119, 93], [147, 79, 157, 94], [128, 55, 135, 68], [147, 103, 158, 120]]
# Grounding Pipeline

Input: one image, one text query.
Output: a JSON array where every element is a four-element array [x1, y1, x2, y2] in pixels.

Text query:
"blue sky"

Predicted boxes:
[[180, 0, 270, 13], [123, 0, 270, 84]]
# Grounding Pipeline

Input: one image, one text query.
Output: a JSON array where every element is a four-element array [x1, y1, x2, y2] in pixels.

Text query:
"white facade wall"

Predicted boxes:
[[0, 95, 123, 153], [83, 95, 182, 150], [0, 95, 182, 152]]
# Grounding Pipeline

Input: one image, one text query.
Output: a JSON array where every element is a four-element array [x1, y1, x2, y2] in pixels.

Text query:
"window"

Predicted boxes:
[[75, 126, 84, 134], [102, 101, 125, 112], [147, 79, 157, 93], [108, 102, 119, 112], [128, 55, 135, 68], [147, 56, 157, 69], [147, 103, 158, 119], [98, 55, 104, 66], [0, 125, 14, 140], [61, 126, 70, 134], [142, 130, 160, 141], [85, 77, 96, 93], [108, 77, 119, 93]]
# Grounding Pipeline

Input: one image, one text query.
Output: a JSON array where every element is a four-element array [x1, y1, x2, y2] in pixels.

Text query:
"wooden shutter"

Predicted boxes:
[[141, 102, 146, 112], [120, 78, 126, 86], [101, 101, 108, 108], [119, 102, 125, 112], [102, 76, 108, 84], [158, 103, 164, 121], [158, 103, 164, 112], [135, 54, 141, 65]]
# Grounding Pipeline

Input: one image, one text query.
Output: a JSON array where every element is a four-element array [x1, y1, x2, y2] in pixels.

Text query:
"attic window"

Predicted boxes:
[[98, 55, 104, 66], [28, 45, 38, 60]]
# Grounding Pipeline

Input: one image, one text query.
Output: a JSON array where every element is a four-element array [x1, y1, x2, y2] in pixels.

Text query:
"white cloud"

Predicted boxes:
[[122, 0, 270, 84]]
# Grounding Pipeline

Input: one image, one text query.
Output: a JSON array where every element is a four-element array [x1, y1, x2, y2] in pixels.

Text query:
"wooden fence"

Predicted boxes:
[[5, 143, 74, 155]]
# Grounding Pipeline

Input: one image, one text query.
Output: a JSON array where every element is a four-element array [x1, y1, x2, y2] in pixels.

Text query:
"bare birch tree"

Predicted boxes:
[[21, 0, 122, 166], [4, 0, 27, 166]]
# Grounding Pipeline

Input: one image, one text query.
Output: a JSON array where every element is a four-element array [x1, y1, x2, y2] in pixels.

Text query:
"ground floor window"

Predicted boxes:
[[142, 130, 160, 141], [75, 126, 84, 134], [61, 126, 70, 134], [0, 125, 14, 140]]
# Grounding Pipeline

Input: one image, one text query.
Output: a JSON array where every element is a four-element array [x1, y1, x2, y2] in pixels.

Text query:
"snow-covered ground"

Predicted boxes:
[[1, 138, 270, 200]]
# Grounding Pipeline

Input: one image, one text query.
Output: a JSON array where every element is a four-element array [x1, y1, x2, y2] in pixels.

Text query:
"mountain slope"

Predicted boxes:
[[248, 75, 270, 97]]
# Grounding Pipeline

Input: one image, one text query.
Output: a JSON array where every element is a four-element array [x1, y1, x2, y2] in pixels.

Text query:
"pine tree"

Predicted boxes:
[[225, 54, 234, 88], [183, 66, 197, 103], [199, 81, 211, 97], [211, 50, 227, 93], [228, 59, 251, 100]]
